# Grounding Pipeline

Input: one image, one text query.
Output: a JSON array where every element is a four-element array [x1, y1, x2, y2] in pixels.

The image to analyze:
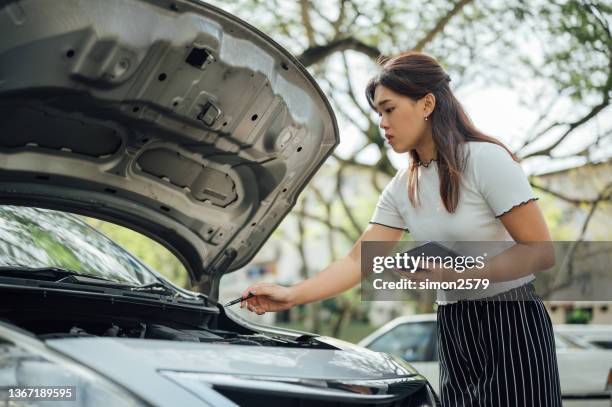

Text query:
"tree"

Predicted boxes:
[[208, 0, 612, 334]]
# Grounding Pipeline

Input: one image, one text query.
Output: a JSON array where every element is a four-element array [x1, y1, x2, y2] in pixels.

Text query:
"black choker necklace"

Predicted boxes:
[[417, 158, 437, 167]]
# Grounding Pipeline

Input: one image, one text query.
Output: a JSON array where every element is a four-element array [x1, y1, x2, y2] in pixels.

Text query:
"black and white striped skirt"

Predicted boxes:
[[437, 283, 562, 407]]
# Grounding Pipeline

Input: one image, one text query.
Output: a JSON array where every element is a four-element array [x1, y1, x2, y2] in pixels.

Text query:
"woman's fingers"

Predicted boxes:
[[242, 286, 258, 299], [240, 289, 264, 311], [242, 297, 256, 309], [244, 296, 270, 313], [239, 283, 288, 313], [250, 301, 266, 314], [240, 284, 260, 308], [253, 295, 263, 308], [241, 282, 268, 299]]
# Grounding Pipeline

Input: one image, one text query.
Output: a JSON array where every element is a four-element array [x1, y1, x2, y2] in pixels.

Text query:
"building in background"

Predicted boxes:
[[536, 161, 612, 324]]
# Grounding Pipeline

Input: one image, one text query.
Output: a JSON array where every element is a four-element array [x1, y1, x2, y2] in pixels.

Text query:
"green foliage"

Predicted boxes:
[[536, 191, 576, 240], [82, 217, 190, 288], [30, 227, 83, 272], [566, 307, 592, 324], [536, 1, 611, 101]]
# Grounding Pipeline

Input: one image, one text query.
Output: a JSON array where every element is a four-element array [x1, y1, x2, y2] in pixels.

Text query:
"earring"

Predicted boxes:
[[424, 116, 428, 121]]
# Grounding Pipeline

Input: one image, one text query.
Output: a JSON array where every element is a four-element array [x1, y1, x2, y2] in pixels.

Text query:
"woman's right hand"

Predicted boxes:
[[239, 282, 297, 315]]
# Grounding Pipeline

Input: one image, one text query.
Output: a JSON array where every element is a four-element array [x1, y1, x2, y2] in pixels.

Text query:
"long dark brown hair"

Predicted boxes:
[[365, 51, 517, 213]]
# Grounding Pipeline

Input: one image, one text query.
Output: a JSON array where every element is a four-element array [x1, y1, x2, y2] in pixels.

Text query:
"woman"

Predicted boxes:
[[239, 51, 562, 407]]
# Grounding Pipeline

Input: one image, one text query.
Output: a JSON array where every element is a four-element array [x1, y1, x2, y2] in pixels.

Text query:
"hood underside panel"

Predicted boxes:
[[0, 0, 339, 291]]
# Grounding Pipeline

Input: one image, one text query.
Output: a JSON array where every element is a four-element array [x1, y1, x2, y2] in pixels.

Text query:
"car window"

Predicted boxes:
[[564, 333, 612, 350], [0, 205, 159, 285], [591, 340, 612, 349], [368, 322, 436, 362], [554, 333, 593, 349], [554, 333, 568, 349]]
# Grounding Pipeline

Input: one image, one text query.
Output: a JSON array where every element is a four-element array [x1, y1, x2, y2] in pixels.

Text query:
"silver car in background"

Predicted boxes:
[[359, 314, 612, 407]]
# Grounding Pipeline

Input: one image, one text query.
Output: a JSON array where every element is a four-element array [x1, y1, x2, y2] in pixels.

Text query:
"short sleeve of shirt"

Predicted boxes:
[[472, 142, 538, 217], [369, 171, 410, 231]]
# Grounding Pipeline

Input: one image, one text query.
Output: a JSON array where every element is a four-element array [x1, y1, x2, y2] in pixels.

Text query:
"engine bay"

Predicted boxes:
[[22, 319, 314, 348], [0, 285, 333, 349]]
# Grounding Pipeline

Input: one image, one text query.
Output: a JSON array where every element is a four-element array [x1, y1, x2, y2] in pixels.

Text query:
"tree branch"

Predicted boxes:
[[521, 7, 612, 159], [549, 129, 612, 160], [341, 52, 376, 125], [299, 0, 316, 47], [297, 0, 475, 66], [530, 180, 612, 206], [515, 92, 564, 154], [290, 208, 354, 242], [521, 101, 611, 159], [413, 0, 475, 51], [335, 165, 363, 237], [297, 37, 381, 67], [331, 153, 374, 170], [310, 185, 339, 259], [370, 168, 384, 195], [546, 182, 610, 295], [332, 0, 348, 36]]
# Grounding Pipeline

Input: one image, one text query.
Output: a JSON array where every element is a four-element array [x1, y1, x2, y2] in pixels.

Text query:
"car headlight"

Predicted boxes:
[[161, 371, 439, 406], [0, 324, 148, 407]]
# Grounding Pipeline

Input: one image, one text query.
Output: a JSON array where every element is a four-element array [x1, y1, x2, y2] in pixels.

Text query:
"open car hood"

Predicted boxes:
[[0, 0, 339, 294]]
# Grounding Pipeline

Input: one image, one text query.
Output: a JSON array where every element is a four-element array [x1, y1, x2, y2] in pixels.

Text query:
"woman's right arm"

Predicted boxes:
[[240, 223, 403, 314]]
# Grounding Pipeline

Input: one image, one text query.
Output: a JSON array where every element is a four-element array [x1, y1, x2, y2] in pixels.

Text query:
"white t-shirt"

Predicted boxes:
[[369, 141, 537, 303]]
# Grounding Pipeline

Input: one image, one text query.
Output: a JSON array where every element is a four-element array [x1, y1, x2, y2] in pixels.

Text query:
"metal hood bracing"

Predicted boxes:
[[0, 0, 339, 294]]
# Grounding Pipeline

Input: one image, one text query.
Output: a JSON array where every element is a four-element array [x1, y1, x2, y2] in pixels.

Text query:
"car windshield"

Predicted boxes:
[[0, 206, 158, 285]]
